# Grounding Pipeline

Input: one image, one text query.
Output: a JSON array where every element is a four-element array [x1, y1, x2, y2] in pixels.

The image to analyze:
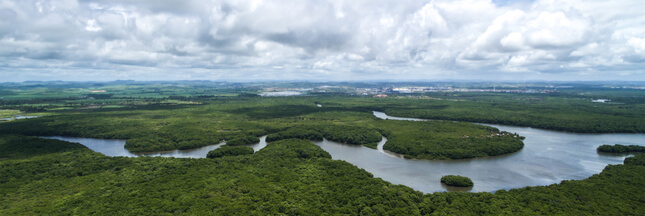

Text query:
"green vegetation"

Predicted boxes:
[[2, 134, 645, 215], [624, 153, 645, 166], [0, 95, 525, 159], [0, 109, 21, 118], [0, 134, 85, 160], [226, 135, 261, 146], [598, 144, 645, 153], [1, 81, 644, 213], [440, 175, 474, 187], [382, 93, 645, 133], [266, 126, 323, 142], [319, 124, 382, 146], [206, 146, 254, 158], [265, 124, 382, 147], [378, 120, 524, 160], [256, 138, 332, 159], [0, 136, 420, 215]]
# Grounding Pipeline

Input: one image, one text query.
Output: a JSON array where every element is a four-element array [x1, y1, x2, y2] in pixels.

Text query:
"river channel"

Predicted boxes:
[[44, 111, 644, 193]]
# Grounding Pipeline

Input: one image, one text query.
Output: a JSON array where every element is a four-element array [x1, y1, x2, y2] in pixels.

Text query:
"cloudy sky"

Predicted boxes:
[[1, 0, 644, 82]]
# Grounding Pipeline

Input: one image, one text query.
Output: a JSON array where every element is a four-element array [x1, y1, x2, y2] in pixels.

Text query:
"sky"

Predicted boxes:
[[1, 0, 644, 82]]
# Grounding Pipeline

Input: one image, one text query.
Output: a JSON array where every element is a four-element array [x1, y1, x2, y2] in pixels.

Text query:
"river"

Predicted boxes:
[[43, 112, 644, 193], [42, 136, 269, 158]]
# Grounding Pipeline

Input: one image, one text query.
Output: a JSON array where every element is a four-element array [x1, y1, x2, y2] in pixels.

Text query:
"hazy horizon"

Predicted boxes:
[[1, 0, 644, 82]]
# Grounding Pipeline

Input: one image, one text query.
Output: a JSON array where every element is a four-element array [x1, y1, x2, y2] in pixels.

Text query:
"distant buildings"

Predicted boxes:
[[373, 94, 388, 98]]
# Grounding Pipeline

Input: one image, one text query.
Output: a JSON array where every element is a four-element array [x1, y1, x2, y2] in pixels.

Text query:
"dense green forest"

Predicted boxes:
[[2, 81, 643, 134], [1, 82, 644, 214], [597, 144, 645, 153], [225, 135, 261, 146], [206, 146, 254, 158], [2, 135, 645, 215], [266, 126, 324, 142], [379, 95, 644, 133], [376, 120, 524, 160], [440, 175, 474, 187], [0, 96, 526, 160]]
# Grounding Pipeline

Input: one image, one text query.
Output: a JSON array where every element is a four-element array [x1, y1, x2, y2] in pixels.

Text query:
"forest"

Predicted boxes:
[[2, 134, 645, 215], [440, 175, 474, 187], [379, 94, 644, 133], [0, 96, 527, 160], [597, 144, 645, 153], [1, 81, 644, 214], [207, 146, 255, 158]]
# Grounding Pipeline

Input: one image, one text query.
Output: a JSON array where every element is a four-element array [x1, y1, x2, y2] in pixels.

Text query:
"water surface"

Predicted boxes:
[[360, 111, 644, 192], [259, 91, 303, 97], [43, 136, 268, 158]]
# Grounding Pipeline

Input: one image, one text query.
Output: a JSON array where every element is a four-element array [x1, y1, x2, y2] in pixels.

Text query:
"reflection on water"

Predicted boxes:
[[43, 136, 268, 158], [43, 113, 645, 193]]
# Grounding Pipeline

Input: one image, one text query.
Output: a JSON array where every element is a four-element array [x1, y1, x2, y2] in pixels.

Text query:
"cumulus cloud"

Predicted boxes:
[[0, 0, 644, 81]]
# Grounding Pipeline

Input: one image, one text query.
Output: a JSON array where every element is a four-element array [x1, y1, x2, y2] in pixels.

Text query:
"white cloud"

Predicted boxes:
[[0, 0, 644, 81]]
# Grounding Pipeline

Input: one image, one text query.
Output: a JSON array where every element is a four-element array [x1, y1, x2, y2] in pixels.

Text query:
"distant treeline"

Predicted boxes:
[[381, 94, 645, 133]]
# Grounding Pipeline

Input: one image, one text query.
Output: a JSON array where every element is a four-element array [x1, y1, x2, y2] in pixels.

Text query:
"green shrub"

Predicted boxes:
[[226, 135, 260, 146], [266, 126, 323, 142], [598, 144, 645, 153], [624, 154, 645, 166], [206, 146, 254, 158], [441, 175, 474, 187]]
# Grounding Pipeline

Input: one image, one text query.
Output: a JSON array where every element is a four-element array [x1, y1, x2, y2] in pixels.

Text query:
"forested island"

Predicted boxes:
[[598, 144, 645, 154], [1, 81, 644, 215], [441, 175, 474, 187]]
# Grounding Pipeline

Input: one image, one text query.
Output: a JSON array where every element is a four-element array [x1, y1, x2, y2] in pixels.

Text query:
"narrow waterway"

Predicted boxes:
[[42, 136, 268, 158]]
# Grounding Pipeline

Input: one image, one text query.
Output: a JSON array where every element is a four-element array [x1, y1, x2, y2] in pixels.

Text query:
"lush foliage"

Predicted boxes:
[[266, 126, 323, 142], [378, 120, 524, 160], [440, 175, 474, 187], [624, 153, 645, 166], [257, 138, 332, 159], [226, 135, 261, 146], [0, 134, 85, 159], [2, 135, 645, 215], [0, 96, 524, 159], [597, 144, 645, 153], [318, 124, 382, 146], [0, 136, 421, 215], [206, 146, 254, 158], [1, 81, 643, 156], [381, 94, 645, 133]]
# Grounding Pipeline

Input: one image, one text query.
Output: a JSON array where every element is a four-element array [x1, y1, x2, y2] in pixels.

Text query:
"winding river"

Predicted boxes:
[[43, 111, 644, 193], [41, 136, 269, 158]]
